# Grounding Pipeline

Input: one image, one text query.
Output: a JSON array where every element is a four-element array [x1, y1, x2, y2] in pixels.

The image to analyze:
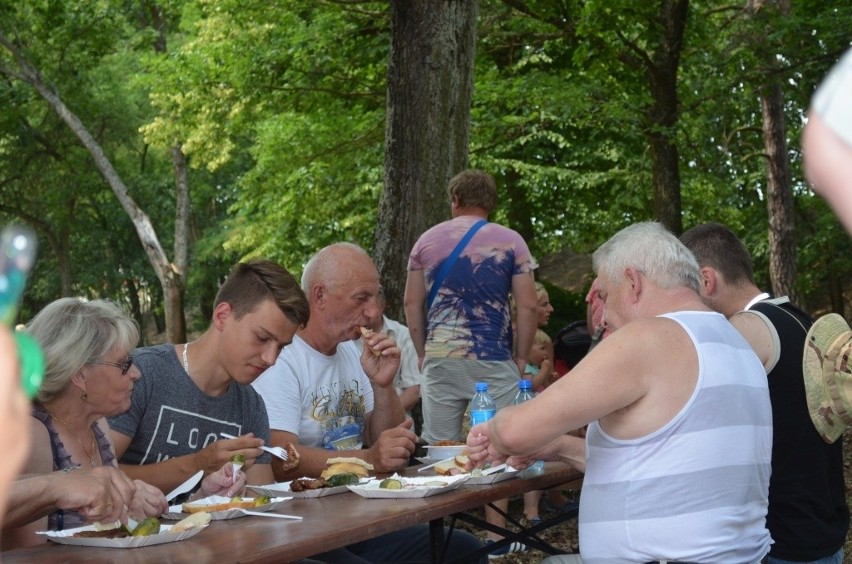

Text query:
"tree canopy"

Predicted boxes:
[[0, 0, 849, 335]]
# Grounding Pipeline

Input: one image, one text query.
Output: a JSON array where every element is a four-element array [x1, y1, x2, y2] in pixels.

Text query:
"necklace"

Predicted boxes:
[[183, 342, 190, 375], [46, 409, 97, 467]]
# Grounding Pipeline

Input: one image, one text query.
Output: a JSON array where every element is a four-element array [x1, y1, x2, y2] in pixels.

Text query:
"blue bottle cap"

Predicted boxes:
[[518, 379, 532, 390], [475, 382, 488, 392]]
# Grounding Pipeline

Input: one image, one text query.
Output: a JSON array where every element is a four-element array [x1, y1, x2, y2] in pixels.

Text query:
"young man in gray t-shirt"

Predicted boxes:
[[108, 260, 310, 494]]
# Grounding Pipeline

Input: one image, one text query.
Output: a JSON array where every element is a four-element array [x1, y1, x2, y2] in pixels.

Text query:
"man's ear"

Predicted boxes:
[[311, 284, 327, 309], [212, 301, 233, 330], [624, 267, 642, 302], [699, 266, 717, 298]]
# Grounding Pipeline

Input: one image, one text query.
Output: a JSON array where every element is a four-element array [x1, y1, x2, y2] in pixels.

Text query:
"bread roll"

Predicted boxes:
[[181, 498, 256, 514], [321, 458, 373, 479], [432, 453, 473, 476], [359, 327, 381, 356], [171, 511, 212, 532]]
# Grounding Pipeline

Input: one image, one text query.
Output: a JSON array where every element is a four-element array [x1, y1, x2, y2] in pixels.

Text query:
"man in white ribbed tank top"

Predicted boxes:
[[465, 222, 773, 564]]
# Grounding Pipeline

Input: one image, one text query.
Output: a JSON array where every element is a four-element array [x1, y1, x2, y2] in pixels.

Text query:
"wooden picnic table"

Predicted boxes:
[[3, 462, 583, 563]]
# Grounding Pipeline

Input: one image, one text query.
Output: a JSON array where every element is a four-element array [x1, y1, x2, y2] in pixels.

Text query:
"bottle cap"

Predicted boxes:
[[518, 379, 532, 390], [475, 382, 488, 392]]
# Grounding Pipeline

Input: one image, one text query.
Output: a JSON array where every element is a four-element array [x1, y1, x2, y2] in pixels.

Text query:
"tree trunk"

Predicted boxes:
[[760, 81, 799, 305], [0, 31, 187, 340], [645, 0, 688, 235], [170, 144, 189, 342], [376, 0, 479, 320]]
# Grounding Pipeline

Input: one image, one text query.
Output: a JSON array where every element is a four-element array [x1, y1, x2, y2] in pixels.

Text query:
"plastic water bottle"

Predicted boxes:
[[470, 382, 496, 426], [513, 379, 544, 476]]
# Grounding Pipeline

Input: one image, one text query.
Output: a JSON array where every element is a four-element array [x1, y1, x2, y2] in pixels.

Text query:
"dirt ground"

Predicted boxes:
[[458, 426, 852, 563]]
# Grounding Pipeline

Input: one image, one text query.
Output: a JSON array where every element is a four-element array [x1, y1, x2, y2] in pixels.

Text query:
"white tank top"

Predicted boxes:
[[580, 311, 772, 563]]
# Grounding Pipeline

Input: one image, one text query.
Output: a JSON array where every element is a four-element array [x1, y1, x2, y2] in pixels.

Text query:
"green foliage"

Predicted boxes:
[[0, 0, 849, 324]]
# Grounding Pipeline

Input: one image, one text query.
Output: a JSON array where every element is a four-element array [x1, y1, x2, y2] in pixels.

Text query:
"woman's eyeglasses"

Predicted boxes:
[[92, 355, 133, 375]]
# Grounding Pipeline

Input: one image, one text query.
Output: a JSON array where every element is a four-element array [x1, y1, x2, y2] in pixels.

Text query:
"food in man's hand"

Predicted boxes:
[[320, 457, 374, 480], [171, 511, 212, 532], [359, 327, 381, 356], [229, 454, 246, 465], [181, 496, 269, 514], [378, 478, 403, 490], [432, 440, 464, 446], [277, 442, 301, 473]]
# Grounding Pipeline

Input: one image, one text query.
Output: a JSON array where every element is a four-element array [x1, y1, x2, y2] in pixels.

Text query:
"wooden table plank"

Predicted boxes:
[[3, 463, 582, 563]]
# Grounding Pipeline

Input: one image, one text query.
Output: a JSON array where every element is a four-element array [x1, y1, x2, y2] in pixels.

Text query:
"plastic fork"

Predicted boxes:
[[219, 433, 289, 461], [236, 509, 302, 520]]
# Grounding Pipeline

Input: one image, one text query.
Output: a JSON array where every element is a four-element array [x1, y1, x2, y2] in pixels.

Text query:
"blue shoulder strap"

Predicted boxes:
[[426, 219, 487, 310]]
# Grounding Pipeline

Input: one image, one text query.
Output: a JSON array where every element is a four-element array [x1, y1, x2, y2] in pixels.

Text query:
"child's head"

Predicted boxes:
[[529, 329, 552, 366]]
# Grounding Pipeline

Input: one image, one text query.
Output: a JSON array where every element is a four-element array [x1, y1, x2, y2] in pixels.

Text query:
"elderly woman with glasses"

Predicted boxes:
[[5, 298, 244, 549]]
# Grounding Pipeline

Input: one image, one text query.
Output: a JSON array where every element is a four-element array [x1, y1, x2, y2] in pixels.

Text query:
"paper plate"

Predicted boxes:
[[347, 474, 468, 499], [38, 523, 206, 548], [164, 495, 291, 520], [464, 467, 519, 485], [249, 478, 364, 499]]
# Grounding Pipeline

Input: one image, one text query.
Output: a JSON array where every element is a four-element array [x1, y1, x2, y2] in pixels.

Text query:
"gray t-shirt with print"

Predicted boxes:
[[108, 343, 271, 465]]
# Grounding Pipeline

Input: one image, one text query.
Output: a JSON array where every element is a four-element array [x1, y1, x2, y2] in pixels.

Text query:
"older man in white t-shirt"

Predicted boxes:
[[354, 287, 422, 417], [253, 243, 486, 564]]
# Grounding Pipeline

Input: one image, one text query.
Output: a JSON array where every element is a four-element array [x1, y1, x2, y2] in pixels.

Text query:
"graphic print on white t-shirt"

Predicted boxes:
[[311, 378, 367, 450]]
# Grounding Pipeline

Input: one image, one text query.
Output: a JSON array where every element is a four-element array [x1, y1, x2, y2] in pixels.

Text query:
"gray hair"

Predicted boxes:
[[592, 222, 701, 292], [301, 242, 370, 298], [27, 298, 140, 402]]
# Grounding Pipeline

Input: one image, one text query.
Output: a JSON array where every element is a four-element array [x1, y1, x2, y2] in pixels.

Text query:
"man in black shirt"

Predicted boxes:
[[682, 223, 848, 564]]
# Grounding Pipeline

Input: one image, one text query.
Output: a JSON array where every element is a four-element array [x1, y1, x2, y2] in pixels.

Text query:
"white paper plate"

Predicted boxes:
[[418, 460, 518, 485], [464, 467, 519, 485], [249, 478, 367, 499], [38, 522, 206, 548], [347, 474, 468, 498], [163, 495, 291, 520]]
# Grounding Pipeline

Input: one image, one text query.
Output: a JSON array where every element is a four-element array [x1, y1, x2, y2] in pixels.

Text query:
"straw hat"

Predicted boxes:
[[803, 313, 852, 443]]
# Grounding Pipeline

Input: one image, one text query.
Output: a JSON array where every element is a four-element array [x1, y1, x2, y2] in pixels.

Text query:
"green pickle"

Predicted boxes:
[[378, 478, 403, 490], [253, 495, 271, 506], [131, 517, 161, 537], [230, 454, 246, 464], [325, 473, 360, 487]]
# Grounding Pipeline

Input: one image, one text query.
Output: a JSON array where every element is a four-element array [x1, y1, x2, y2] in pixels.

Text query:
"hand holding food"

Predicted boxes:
[[464, 423, 501, 470], [127, 479, 169, 521], [359, 327, 381, 356], [69, 466, 136, 525], [196, 462, 247, 499], [271, 442, 301, 473], [230, 453, 245, 485], [200, 433, 263, 474], [358, 328, 400, 387]]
